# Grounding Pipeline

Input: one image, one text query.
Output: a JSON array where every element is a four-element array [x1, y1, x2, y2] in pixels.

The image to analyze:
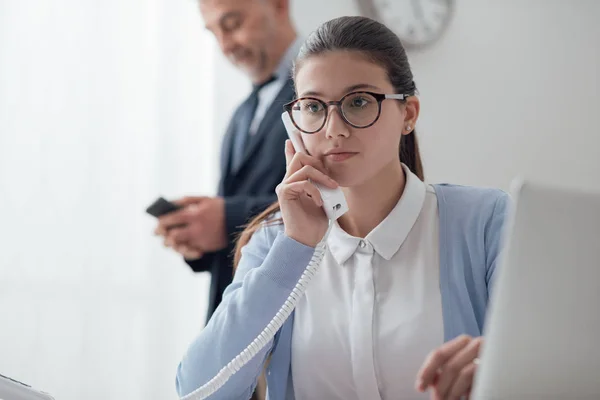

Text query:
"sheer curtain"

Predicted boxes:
[[0, 1, 215, 399]]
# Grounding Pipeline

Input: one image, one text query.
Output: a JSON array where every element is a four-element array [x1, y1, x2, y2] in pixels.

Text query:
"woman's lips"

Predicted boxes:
[[325, 152, 357, 162]]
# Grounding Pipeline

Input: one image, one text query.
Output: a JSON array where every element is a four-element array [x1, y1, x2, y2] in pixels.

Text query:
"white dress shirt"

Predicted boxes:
[[291, 165, 444, 400]]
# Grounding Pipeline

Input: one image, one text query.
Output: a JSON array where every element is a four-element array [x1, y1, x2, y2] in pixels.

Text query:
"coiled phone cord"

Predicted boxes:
[[181, 220, 334, 400]]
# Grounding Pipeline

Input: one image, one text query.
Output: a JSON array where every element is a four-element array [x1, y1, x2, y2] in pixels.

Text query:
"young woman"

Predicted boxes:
[[176, 16, 509, 400]]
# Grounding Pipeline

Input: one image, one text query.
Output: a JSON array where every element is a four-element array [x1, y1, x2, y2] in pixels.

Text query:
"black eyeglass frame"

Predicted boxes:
[[283, 91, 411, 134]]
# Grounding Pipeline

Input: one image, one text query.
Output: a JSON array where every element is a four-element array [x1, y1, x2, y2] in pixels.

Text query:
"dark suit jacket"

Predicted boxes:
[[186, 78, 294, 322]]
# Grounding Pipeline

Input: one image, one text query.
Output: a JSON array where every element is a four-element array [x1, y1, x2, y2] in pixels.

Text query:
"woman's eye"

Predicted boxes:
[[350, 97, 368, 107], [304, 102, 322, 113]]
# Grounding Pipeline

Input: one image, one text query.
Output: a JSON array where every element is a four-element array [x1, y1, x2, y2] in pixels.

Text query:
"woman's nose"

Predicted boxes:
[[324, 105, 350, 139]]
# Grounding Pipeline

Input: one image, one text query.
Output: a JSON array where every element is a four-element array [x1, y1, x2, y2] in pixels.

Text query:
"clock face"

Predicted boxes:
[[358, 0, 454, 49]]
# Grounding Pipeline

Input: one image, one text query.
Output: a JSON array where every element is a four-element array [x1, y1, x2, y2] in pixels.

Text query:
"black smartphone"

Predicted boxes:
[[145, 196, 182, 218]]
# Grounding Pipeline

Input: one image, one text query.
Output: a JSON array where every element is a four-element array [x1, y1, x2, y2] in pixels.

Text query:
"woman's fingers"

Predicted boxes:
[[445, 362, 477, 400], [434, 337, 482, 399], [284, 139, 294, 166], [278, 181, 323, 207], [416, 335, 472, 392], [284, 146, 328, 179], [286, 165, 338, 189]]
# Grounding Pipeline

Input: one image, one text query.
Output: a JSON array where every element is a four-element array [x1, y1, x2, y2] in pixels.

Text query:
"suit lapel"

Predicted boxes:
[[231, 78, 295, 176], [217, 107, 242, 195], [220, 118, 237, 175]]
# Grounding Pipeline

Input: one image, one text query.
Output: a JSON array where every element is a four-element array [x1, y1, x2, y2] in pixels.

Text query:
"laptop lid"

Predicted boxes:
[[0, 374, 55, 400], [472, 179, 600, 399]]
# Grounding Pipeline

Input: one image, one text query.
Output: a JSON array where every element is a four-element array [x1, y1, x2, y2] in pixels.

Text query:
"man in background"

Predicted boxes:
[[155, 0, 300, 324]]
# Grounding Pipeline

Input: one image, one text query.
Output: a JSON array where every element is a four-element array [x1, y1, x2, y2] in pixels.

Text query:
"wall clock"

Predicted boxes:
[[355, 0, 454, 49]]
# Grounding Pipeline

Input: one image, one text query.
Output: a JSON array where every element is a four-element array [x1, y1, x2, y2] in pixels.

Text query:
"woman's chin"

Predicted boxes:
[[326, 160, 374, 188], [328, 171, 363, 189]]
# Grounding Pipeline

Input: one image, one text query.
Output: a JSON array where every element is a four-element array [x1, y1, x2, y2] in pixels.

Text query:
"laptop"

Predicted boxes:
[[471, 179, 600, 399], [0, 374, 55, 400]]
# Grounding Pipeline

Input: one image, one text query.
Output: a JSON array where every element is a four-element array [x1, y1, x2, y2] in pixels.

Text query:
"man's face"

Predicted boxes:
[[200, 0, 278, 80]]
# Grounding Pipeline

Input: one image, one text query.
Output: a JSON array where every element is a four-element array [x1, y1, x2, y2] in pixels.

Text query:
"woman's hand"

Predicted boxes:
[[277, 140, 339, 247], [415, 335, 483, 400]]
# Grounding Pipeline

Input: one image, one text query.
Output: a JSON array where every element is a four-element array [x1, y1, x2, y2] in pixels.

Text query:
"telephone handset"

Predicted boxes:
[[180, 114, 345, 400], [281, 112, 349, 220]]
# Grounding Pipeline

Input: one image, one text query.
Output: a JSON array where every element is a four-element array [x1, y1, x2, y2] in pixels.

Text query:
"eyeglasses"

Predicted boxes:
[[283, 91, 410, 134]]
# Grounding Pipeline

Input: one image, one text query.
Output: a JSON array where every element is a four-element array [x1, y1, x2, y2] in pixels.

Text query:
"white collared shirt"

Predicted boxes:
[[291, 165, 444, 400]]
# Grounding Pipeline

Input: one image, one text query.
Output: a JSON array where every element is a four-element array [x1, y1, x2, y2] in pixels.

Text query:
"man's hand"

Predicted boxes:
[[154, 196, 228, 258], [415, 335, 482, 400]]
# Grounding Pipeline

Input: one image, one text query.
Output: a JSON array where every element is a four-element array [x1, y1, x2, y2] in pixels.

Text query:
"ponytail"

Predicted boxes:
[[233, 202, 281, 269], [400, 129, 424, 181]]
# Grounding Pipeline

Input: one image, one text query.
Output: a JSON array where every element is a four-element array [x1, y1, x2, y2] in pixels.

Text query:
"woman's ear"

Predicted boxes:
[[402, 96, 420, 135]]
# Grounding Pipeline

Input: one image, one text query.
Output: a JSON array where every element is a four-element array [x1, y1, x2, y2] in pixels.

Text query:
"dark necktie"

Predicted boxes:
[[230, 75, 277, 172]]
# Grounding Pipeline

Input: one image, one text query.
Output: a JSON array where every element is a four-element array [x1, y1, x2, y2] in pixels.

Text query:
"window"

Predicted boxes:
[[0, 1, 215, 398]]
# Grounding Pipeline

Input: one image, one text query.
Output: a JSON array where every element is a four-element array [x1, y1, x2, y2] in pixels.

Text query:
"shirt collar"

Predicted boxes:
[[273, 36, 303, 82], [328, 164, 427, 265]]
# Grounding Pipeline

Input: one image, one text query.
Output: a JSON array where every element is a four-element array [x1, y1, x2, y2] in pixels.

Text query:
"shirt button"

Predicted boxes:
[[359, 240, 366, 248]]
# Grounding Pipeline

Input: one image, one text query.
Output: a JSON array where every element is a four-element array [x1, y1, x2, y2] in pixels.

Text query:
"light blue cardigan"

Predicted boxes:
[[176, 184, 510, 400]]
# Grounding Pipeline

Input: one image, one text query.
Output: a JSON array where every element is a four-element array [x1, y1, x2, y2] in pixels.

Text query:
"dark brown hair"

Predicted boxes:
[[233, 16, 424, 268]]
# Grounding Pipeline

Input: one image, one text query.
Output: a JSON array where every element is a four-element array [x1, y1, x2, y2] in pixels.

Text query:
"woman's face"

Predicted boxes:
[[293, 51, 418, 187]]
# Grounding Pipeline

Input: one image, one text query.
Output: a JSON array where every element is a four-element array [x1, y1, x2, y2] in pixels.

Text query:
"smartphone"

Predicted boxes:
[[145, 196, 182, 218], [281, 112, 348, 220]]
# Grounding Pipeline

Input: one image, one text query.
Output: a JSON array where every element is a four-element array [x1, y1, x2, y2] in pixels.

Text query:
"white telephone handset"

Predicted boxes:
[[181, 114, 346, 400], [281, 112, 348, 220]]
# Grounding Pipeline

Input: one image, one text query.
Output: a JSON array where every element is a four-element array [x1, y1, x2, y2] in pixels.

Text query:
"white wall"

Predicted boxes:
[[213, 0, 600, 192]]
